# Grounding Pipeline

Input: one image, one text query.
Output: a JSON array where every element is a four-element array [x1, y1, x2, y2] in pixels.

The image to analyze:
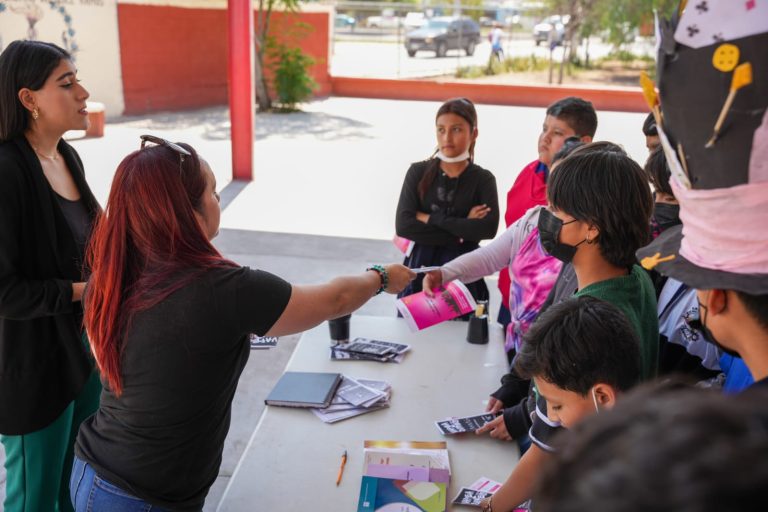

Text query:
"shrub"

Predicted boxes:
[[269, 43, 317, 111]]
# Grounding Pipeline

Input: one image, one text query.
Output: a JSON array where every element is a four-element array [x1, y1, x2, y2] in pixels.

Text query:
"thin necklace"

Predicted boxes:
[[32, 145, 59, 161]]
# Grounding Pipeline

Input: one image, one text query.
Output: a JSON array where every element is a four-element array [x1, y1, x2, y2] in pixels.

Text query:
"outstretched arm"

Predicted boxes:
[[266, 264, 415, 337]]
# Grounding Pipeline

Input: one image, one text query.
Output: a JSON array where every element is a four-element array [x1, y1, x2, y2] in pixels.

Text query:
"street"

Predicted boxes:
[[330, 31, 654, 79]]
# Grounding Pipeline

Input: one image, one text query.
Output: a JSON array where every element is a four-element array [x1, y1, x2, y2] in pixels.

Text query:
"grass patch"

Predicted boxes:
[[455, 54, 549, 78]]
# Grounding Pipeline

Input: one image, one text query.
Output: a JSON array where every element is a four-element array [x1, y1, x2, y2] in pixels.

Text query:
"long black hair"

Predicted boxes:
[[417, 97, 478, 199], [0, 40, 71, 141]]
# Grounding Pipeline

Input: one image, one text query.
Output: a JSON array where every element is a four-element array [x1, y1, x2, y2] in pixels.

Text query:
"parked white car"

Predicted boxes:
[[366, 12, 403, 28], [404, 12, 427, 29]]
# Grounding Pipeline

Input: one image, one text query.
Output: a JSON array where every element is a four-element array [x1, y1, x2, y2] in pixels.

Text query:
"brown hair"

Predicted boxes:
[[417, 97, 478, 199]]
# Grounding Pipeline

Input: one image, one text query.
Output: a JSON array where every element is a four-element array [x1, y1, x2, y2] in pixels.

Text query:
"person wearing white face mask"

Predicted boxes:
[[479, 296, 642, 512], [395, 97, 499, 309]]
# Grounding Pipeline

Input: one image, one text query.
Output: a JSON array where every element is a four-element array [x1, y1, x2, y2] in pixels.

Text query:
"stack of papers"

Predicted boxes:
[[330, 337, 410, 363], [358, 440, 451, 512], [311, 376, 391, 423]]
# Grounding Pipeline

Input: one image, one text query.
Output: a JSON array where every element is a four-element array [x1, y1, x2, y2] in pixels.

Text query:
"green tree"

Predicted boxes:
[[594, 0, 677, 50], [267, 22, 318, 111], [542, 0, 677, 60], [255, 0, 301, 111], [430, 0, 485, 21]]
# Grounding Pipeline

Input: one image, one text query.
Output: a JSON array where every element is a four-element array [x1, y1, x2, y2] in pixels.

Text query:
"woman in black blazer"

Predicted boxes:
[[0, 41, 101, 511]]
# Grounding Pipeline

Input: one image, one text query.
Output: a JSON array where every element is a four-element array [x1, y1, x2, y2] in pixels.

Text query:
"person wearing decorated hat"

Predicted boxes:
[[637, 0, 768, 389]]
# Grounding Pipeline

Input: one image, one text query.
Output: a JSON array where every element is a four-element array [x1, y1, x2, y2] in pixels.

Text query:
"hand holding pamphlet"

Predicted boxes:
[[435, 413, 497, 435], [396, 281, 477, 331]]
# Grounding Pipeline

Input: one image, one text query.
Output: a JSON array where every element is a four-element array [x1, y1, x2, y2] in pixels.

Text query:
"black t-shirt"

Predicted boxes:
[[75, 266, 292, 510], [55, 192, 90, 266]]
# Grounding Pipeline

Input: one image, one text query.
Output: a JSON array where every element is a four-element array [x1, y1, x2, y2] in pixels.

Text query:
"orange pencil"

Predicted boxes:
[[336, 450, 347, 486]]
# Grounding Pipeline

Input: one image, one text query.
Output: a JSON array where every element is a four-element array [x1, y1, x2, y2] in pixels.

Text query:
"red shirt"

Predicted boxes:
[[498, 160, 548, 311]]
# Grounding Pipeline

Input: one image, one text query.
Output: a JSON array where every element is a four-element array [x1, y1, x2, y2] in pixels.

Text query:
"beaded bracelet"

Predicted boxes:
[[366, 265, 388, 295]]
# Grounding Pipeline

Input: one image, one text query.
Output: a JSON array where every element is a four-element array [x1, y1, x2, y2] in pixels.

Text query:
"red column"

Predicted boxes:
[[227, 0, 254, 181]]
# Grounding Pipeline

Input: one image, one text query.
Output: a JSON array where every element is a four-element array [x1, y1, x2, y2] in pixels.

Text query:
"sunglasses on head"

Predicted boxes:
[[139, 135, 191, 172]]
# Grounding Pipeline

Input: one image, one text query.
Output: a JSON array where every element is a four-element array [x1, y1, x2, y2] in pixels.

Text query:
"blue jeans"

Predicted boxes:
[[517, 433, 532, 455], [70, 457, 168, 511]]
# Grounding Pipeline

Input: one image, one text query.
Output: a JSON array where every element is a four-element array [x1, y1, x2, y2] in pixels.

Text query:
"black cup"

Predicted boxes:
[[328, 314, 351, 346], [466, 315, 489, 344]]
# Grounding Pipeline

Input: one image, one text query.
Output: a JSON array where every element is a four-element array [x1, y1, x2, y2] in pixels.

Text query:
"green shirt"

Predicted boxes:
[[575, 265, 659, 379]]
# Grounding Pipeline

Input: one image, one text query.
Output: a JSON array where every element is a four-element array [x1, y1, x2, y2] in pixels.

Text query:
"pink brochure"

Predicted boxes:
[[392, 235, 415, 257], [396, 281, 477, 332]]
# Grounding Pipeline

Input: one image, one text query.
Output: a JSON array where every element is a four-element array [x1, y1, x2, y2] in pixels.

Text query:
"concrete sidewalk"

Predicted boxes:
[[0, 97, 648, 510]]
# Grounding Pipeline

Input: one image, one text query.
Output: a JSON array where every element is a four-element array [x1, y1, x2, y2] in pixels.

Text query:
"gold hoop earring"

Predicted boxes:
[[31, 108, 39, 120]]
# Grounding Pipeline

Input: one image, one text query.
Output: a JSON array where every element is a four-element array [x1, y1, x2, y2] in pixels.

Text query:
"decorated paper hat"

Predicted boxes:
[[637, 0, 768, 294]]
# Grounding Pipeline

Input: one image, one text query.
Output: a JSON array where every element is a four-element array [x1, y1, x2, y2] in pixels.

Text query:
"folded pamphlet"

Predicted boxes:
[[452, 477, 503, 508], [393, 235, 415, 257], [249, 334, 278, 349], [435, 413, 497, 435], [396, 281, 477, 331], [452, 488, 493, 507]]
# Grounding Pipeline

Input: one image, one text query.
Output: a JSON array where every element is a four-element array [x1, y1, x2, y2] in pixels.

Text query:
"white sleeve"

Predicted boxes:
[[441, 206, 542, 284]]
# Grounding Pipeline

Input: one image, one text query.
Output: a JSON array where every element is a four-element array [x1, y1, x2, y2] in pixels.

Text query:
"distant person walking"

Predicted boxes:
[[489, 22, 504, 62]]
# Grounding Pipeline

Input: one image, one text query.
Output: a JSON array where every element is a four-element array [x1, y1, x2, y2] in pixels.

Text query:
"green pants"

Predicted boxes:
[[1, 370, 101, 512]]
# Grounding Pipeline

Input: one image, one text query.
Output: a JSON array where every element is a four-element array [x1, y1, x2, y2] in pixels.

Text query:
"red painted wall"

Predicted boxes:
[[331, 77, 647, 113], [118, 5, 330, 115]]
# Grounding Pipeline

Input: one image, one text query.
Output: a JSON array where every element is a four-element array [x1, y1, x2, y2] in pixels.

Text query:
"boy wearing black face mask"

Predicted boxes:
[[480, 145, 659, 508], [489, 144, 658, 423], [645, 146, 680, 240]]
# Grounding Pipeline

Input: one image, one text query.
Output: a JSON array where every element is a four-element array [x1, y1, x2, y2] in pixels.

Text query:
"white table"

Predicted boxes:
[[218, 315, 517, 510]]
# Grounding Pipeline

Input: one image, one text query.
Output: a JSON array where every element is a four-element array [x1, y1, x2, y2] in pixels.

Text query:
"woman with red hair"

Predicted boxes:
[[70, 136, 415, 511]]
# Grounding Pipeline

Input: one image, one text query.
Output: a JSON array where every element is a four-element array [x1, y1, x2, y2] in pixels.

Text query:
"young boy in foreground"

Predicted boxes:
[[480, 295, 642, 512]]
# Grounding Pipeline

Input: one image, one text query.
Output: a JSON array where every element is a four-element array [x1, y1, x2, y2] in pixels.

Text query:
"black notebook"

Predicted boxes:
[[265, 371, 343, 408]]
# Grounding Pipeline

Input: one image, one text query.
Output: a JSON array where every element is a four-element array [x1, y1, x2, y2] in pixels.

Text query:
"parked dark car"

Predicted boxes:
[[405, 17, 481, 57]]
